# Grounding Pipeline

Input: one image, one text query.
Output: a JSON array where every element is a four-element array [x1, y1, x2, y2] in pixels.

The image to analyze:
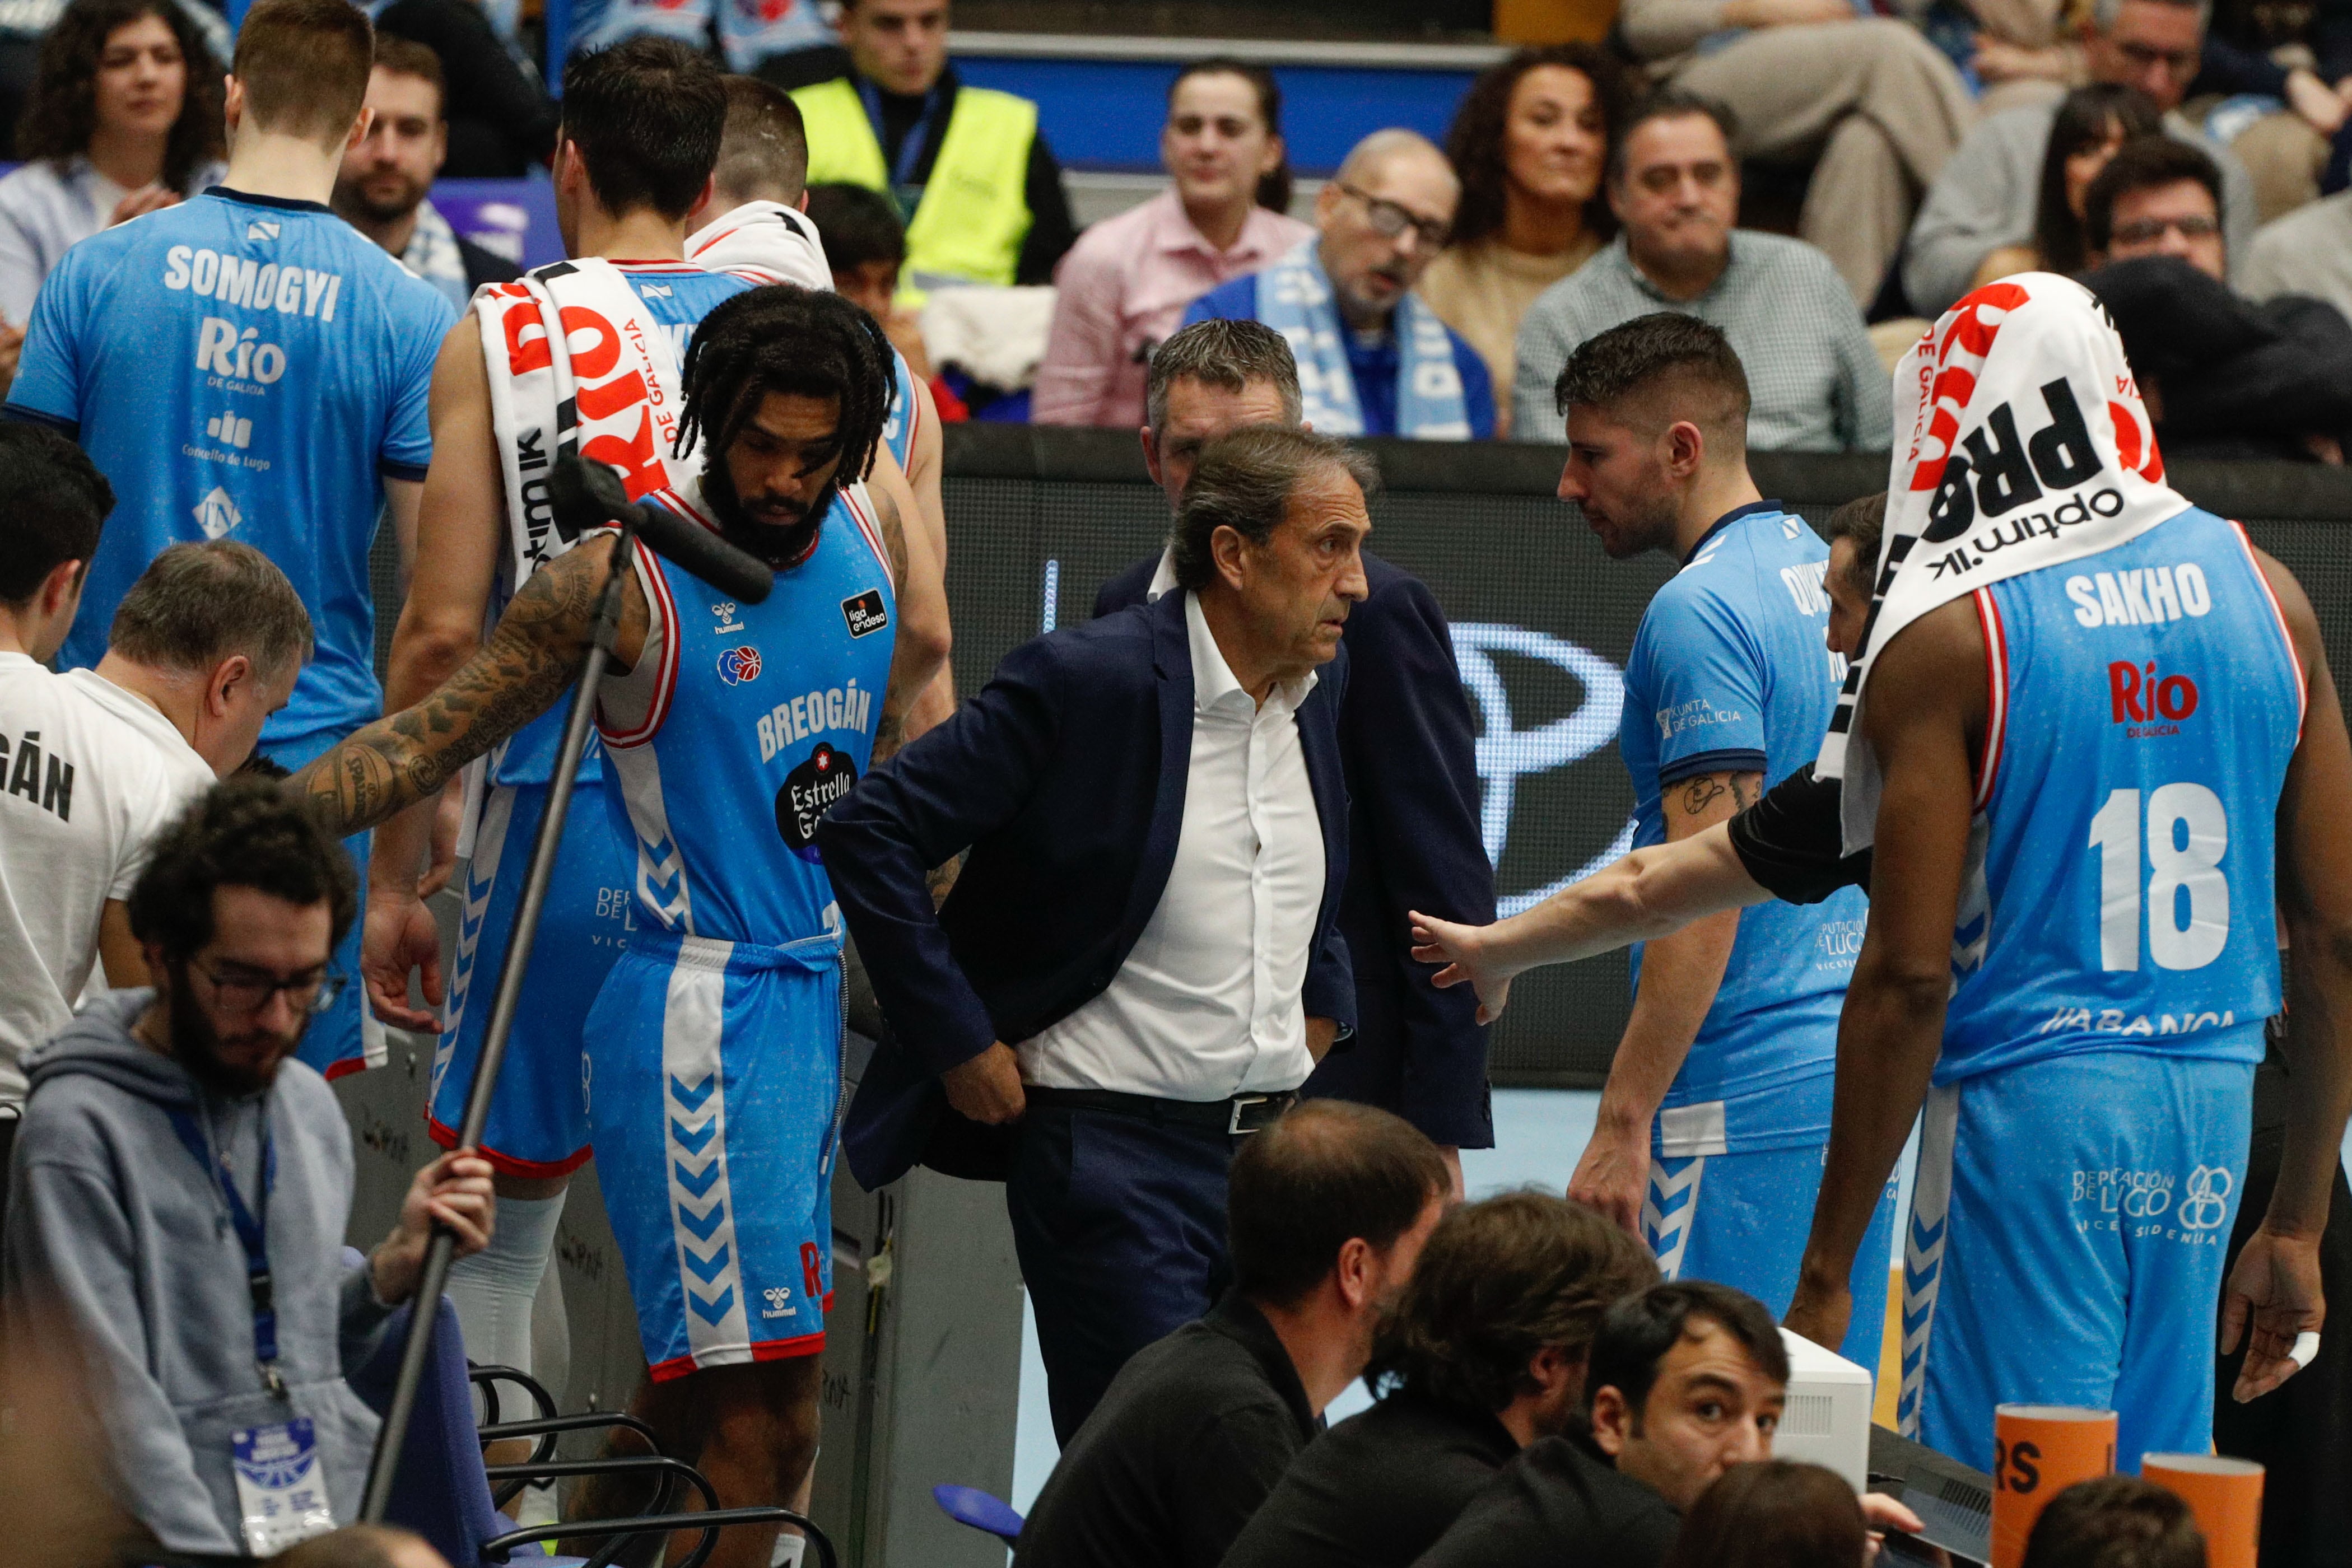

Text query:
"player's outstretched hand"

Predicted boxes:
[[2221, 1224, 2325, 1401], [944, 1042, 1027, 1126], [1409, 910, 1515, 1024], [363, 885, 445, 1034], [1568, 1123, 1650, 1235]]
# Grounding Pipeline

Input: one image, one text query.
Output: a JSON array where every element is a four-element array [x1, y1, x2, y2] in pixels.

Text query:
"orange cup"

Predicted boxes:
[[2143, 1453, 2264, 1568], [1989, 1404, 2118, 1568]]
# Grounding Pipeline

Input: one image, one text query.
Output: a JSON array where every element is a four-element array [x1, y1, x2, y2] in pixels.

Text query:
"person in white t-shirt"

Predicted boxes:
[[0, 446, 313, 1125]]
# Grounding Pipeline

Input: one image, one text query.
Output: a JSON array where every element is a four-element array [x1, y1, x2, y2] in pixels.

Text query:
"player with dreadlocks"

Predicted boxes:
[[291, 283, 949, 1567]]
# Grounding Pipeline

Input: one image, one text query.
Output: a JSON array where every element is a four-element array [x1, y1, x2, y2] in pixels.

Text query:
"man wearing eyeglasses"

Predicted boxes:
[[1183, 129, 1496, 441], [1905, 0, 2262, 318], [2080, 135, 2352, 463], [1, 777, 496, 1556]]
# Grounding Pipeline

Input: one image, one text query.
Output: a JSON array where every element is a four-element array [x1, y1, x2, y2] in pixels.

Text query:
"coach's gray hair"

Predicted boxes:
[[1145, 318, 1303, 434], [1170, 426, 1377, 592], [2089, 0, 2210, 33], [109, 540, 314, 679]]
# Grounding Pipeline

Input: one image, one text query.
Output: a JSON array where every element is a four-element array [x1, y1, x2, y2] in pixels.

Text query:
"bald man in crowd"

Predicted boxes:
[[1185, 129, 1494, 441]]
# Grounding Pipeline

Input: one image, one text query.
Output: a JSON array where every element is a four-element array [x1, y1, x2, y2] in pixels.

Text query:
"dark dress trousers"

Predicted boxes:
[[1408, 1432, 1681, 1568], [1217, 1388, 1521, 1568], [819, 589, 1356, 1438], [1097, 550, 1496, 1149], [1014, 1292, 1319, 1568]]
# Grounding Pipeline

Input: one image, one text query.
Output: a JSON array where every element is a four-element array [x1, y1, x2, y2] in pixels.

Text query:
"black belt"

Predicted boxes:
[[1024, 1086, 1298, 1136]]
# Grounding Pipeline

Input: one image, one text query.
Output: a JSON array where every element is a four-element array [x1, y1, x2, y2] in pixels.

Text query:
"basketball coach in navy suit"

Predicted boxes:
[[1098, 321, 1496, 1189], [820, 425, 1371, 1443]]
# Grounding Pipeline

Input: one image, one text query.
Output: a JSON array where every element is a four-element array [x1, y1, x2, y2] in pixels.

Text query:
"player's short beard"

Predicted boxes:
[[703, 456, 841, 570]]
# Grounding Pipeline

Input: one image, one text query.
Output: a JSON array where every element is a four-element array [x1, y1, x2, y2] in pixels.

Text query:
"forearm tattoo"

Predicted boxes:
[[873, 486, 917, 764], [1676, 772, 1762, 818], [291, 547, 606, 836]]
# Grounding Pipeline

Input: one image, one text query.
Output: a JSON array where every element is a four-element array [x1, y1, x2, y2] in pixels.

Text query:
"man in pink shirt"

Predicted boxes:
[[1032, 59, 1312, 428]]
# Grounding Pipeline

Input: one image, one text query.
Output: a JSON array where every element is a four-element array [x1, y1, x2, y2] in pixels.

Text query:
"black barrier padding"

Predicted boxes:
[[364, 434, 2352, 1089]]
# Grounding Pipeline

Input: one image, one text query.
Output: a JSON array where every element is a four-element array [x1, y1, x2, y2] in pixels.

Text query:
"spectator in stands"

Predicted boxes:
[[331, 39, 524, 311], [2243, 185, 2352, 319], [1096, 327, 1497, 1183], [2022, 1476, 2207, 1568], [374, 0, 558, 175], [790, 0, 1077, 302], [1186, 129, 1494, 440], [1033, 58, 1311, 430], [806, 181, 966, 416], [1613, 0, 1975, 305], [1970, 83, 2163, 288], [566, 0, 828, 78], [0, 0, 222, 381], [1659, 1461, 1869, 1568], [1513, 92, 1890, 454], [1, 777, 496, 1556], [2081, 136, 2352, 460], [1904, 0, 2261, 316], [1011, 1100, 1450, 1568], [1419, 45, 1627, 439], [1221, 1192, 1660, 1568]]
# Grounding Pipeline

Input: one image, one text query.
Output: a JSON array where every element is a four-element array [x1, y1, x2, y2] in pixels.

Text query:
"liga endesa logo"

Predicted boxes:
[[2110, 660, 2197, 736]]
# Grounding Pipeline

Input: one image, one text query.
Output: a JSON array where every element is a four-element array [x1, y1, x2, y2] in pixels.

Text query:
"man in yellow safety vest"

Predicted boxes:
[[790, 0, 1077, 307]]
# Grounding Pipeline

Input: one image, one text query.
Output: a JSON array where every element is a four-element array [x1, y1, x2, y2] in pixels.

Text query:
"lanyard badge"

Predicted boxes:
[[231, 1418, 336, 1555], [165, 1107, 284, 1397]]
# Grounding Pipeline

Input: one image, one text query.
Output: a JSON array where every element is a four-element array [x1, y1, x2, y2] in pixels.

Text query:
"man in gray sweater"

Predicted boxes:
[[1, 777, 494, 1557], [1903, 0, 2258, 316]]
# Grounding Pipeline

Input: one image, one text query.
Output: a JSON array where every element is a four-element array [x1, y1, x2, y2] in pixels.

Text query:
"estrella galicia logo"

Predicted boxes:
[[2180, 1166, 2233, 1230], [716, 645, 761, 685], [775, 742, 858, 862], [841, 588, 889, 638]]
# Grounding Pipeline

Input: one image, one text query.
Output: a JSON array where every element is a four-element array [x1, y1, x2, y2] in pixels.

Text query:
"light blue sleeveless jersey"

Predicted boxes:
[[6, 188, 455, 748], [600, 483, 898, 943], [1939, 506, 2304, 1082], [1619, 503, 1870, 1149]]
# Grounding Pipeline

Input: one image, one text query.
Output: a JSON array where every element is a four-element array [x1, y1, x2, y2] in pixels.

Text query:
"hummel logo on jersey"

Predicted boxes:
[[206, 412, 253, 449], [712, 600, 746, 634], [841, 589, 889, 638], [193, 486, 241, 539], [246, 221, 280, 242]]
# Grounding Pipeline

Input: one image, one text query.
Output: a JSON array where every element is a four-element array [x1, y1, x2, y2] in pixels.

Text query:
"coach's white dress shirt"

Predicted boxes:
[[1017, 590, 1326, 1101]]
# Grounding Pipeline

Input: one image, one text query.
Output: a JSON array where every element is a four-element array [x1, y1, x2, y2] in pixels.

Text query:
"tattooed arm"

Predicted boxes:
[[1566, 768, 1765, 1234], [291, 535, 650, 837], [864, 450, 952, 766]]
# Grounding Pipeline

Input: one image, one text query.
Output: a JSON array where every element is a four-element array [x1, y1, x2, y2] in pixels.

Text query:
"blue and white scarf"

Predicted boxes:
[[1254, 240, 1469, 440]]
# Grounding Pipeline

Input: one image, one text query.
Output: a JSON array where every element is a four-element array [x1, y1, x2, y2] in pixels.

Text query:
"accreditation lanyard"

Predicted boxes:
[[167, 1105, 285, 1398], [857, 77, 942, 208]]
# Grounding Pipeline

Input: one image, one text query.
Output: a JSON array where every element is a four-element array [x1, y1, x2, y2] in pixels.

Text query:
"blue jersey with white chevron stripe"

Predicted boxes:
[[1618, 504, 1870, 1148], [1939, 506, 2301, 1082], [598, 484, 897, 944]]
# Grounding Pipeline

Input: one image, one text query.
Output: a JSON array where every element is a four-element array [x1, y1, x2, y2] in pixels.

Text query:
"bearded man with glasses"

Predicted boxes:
[[1185, 128, 1497, 441], [0, 777, 495, 1557]]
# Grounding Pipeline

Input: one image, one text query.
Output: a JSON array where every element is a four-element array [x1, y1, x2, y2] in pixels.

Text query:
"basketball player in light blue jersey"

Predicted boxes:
[[1551, 314, 1895, 1369], [357, 49, 942, 1434], [3, 0, 456, 1081], [1786, 279, 2352, 1474], [292, 286, 948, 1568]]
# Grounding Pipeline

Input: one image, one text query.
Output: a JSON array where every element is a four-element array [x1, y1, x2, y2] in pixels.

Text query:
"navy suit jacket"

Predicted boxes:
[[1097, 552, 1495, 1147], [818, 587, 1357, 1189]]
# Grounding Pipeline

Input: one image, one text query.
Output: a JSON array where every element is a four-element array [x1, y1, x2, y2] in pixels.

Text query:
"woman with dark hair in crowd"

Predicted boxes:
[[1032, 56, 1313, 428], [1971, 83, 2163, 290], [1419, 43, 1626, 438], [1660, 1460, 1870, 1568], [0, 0, 221, 332]]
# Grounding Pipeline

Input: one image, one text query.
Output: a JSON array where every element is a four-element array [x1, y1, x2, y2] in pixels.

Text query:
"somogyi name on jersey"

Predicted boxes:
[[160, 246, 344, 321], [754, 679, 875, 763]]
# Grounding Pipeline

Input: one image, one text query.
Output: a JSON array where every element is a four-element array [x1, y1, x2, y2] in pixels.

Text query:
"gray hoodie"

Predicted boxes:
[[1, 991, 397, 1554]]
